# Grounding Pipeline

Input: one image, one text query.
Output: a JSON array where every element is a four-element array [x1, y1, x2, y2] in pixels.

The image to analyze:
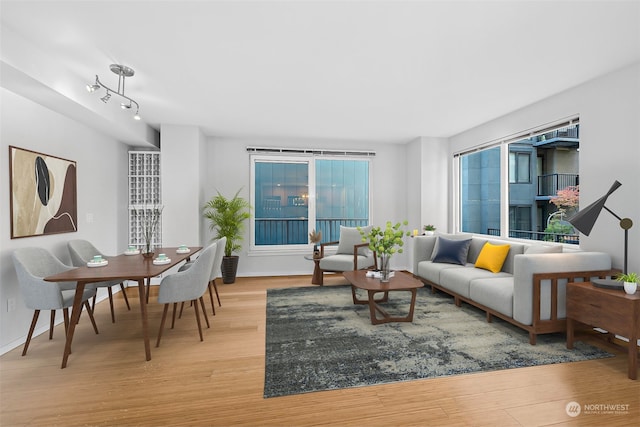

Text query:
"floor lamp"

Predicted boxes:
[[568, 180, 633, 289]]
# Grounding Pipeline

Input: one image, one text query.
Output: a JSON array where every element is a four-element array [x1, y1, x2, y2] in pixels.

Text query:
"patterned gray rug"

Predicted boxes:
[[264, 284, 613, 398]]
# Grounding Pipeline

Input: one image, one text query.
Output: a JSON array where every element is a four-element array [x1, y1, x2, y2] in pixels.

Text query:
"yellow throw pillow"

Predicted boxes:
[[475, 242, 511, 273]]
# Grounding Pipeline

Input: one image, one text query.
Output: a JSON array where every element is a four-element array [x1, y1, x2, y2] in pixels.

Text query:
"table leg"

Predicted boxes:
[[61, 281, 86, 369], [137, 279, 152, 361], [311, 260, 323, 285], [566, 318, 575, 350], [628, 331, 638, 380]]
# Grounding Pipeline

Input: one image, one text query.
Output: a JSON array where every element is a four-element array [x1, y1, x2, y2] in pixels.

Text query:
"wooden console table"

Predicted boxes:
[[566, 281, 639, 379]]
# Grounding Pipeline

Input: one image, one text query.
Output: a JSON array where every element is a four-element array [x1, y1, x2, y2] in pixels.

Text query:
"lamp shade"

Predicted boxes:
[[568, 180, 621, 236]]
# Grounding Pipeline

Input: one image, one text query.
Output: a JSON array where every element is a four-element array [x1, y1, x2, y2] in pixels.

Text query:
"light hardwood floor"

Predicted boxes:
[[1, 274, 638, 426]]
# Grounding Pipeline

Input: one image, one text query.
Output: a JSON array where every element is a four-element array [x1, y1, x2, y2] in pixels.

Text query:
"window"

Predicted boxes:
[[457, 121, 580, 243], [509, 152, 531, 183], [251, 155, 370, 250]]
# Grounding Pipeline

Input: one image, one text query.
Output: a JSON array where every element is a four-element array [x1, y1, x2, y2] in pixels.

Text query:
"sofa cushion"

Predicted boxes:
[[319, 254, 375, 271], [524, 244, 562, 254], [469, 277, 514, 317], [417, 261, 465, 285], [439, 266, 511, 298], [337, 226, 371, 255], [431, 237, 472, 265], [475, 242, 511, 273]]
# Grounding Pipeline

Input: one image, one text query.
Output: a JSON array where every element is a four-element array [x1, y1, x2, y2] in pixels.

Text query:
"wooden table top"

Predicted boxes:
[[44, 247, 202, 283], [343, 270, 424, 292]]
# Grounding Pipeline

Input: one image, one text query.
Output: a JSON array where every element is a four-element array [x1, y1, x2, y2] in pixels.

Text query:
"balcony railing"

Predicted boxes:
[[255, 218, 369, 246], [487, 228, 579, 244], [537, 173, 579, 197]]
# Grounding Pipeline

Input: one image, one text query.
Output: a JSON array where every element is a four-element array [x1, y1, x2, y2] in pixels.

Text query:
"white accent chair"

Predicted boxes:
[[156, 242, 217, 347], [12, 247, 99, 356], [67, 239, 131, 323], [318, 226, 377, 285]]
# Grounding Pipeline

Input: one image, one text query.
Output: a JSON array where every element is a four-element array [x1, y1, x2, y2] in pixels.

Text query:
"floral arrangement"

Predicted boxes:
[[423, 224, 436, 231], [359, 220, 410, 256], [309, 229, 322, 244]]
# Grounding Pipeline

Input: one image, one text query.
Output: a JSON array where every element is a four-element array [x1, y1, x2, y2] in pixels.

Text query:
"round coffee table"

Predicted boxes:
[[343, 270, 424, 324]]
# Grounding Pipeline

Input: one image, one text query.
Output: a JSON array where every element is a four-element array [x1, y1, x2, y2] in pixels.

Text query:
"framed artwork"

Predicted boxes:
[[9, 146, 78, 238]]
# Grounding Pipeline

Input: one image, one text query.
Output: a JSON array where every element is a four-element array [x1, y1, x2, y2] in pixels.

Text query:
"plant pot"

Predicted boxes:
[[623, 281, 637, 295], [221, 255, 239, 284], [142, 252, 154, 259]]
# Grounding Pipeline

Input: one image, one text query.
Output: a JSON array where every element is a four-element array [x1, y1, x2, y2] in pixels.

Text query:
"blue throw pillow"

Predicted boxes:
[[431, 236, 472, 265]]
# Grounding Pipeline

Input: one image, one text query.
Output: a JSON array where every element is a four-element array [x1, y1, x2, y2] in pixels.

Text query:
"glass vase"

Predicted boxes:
[[379, 254, 391, 282]]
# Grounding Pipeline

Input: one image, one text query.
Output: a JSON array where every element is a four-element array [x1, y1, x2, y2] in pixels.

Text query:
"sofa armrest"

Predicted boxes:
[[412, 235, 437, 273], [513, 252, 612, 325]]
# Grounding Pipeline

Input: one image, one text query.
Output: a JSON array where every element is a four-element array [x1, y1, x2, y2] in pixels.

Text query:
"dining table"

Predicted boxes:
[[44, 246, 202, 369]]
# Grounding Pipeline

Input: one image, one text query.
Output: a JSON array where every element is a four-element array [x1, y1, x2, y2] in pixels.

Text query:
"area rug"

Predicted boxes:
[[264, 284, 613, 398]]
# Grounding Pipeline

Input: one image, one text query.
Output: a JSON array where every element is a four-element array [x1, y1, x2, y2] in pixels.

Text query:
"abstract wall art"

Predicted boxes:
[[9, 146, 78, 238]]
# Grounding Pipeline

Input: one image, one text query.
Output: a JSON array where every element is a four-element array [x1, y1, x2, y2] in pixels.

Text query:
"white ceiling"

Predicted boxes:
[[2, 0, 640, 144]]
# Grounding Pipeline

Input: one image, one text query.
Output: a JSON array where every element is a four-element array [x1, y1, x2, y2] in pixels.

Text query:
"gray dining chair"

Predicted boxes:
[[178, 237, 226, 315], [67, 239, 131, 323], [156, 242, 217, 347], [12, 247, 99, 356]]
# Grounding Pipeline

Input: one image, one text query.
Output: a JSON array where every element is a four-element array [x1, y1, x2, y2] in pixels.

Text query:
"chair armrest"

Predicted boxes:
[[353, 243, 377, 270], [320, 241, 339, 257]]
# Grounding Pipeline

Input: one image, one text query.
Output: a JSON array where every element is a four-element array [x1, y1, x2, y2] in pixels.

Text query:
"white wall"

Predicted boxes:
[[202, 137, 418, 276], [0, 89, 130, 353], [449, 62, 640, 274]]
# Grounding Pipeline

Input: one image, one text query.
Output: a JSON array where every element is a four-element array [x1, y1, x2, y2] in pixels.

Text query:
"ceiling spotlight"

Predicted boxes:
[[88, 64, 141, 120], [86, 82, 100, 92]]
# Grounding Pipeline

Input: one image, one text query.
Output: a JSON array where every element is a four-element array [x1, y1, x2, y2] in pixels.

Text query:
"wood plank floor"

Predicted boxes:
[[1, 274, 638, 426]]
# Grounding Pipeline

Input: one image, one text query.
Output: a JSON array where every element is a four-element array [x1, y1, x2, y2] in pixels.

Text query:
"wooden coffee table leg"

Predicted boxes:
[[366, 289, 417, 325]]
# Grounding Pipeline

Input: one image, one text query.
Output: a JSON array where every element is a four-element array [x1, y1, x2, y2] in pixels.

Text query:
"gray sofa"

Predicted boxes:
[[413, 234, 614, 344]]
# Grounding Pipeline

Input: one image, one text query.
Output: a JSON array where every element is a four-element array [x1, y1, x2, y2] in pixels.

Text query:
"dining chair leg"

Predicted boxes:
[[171, 302, 178, 329], [193, 299, 204, 341], [207, 282, 216, 315], [49, 310, 56, 339], [156, 304, 169, 347], [84, 301, 99, 334], [63, 308, 70, 336], [178, 301, 185, 319], [199, 297, 210, 328], [108, 286, 116, 323], [119, 282, 131, 310], [22, 310, 40, 356], [212, 279, 222, 306]]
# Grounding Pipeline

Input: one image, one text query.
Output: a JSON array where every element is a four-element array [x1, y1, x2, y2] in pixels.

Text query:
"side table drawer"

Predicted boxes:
[[567, 286, 632, 337]]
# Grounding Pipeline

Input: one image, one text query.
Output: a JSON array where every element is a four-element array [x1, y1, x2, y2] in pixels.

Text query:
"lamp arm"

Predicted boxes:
[[602, 205, 622, 221]]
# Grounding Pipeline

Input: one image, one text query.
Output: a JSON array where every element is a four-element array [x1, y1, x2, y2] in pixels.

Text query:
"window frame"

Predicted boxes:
[[249, 153, 372, 254], [453, 117, 579, 240]]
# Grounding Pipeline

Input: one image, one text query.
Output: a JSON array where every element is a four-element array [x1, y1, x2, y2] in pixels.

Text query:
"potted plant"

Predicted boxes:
[[203, 189, 252, 283], [616, 272, 639, 295], [423, 224, 436, 236], [359, 220, 410, 282]]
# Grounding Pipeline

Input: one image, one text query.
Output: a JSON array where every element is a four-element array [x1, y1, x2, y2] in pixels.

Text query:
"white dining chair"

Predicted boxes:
[[12, 247, 99, 356], [67, 239, 131, 323], [156, 242, 217, 347], [178, 237, 226, 315]]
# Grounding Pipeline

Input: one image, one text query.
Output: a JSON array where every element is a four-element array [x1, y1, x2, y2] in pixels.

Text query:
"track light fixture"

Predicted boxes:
[[87, 64, 141, 120]]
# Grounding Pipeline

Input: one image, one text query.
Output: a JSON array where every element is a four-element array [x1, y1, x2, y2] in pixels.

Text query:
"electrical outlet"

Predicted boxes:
[[7, 298, 16, 312], [86, 213, 94, 223]]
